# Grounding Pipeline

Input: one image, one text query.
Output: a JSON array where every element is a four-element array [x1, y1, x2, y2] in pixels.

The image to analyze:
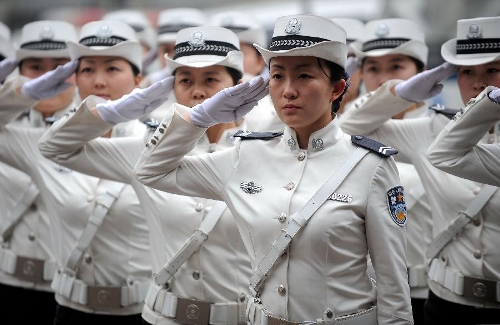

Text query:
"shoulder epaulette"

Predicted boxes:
[[233, 130, 283, 140], [143, 117, 160, 130], [351, 135, 398, 157], [44, 116, 60, 125], [429, 104, 459, 119]]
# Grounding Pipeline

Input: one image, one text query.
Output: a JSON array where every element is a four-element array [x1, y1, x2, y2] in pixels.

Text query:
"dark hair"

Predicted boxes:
[[318, 59, 350, 115], [360, 56, 425, 73], [130, 63, 141, 77], [225, 66, 243, 85]]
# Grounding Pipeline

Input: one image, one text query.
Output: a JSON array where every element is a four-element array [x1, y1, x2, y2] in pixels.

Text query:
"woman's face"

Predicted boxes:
[[240, 42, 265, 76], [20, 58, 76, 115], [174, 65, 236, 108], [457, 60, 500, 105], [269, 56, 345, 135], [76, 56, 141, 100], [361, 54, 420, 92]]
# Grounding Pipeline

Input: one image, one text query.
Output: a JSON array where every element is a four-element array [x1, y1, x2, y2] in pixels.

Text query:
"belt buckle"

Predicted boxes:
[[267, 314, 301, 325], [463, 276, 498, 303], [176, 297, 211, 325], [14, 256, 44, 282], [87, 286, 122, 308]]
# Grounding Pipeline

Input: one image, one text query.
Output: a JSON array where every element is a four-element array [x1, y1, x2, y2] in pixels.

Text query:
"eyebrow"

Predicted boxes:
[[270, 63, 315, 70], [80, 58, 121, 64], [177, 70, 222, 76], [364, 57, 408, 64]]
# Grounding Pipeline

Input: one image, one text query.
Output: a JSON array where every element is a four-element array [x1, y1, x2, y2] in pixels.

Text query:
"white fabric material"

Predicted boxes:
[[145, 284, 246, 325], [189, 76, 268, 128], [250, 147, 369, 295], [0, 246, 56, 281], [155, 201, 227, 285], [0, 58, 17, 84], [426, 184, 497, 259], [20, 60, 78, 100], [96, 76, 174, 124], [394, 62, 457, 102], [408, 266, 427, 288]]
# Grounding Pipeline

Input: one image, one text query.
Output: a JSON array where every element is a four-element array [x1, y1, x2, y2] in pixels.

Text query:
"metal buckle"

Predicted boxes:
[[14, 256, 44, 282], [463, 276, 498, 303], [87, 286, 122, 308], [176, 297, 211, 325], [267, 314, 301, 325]]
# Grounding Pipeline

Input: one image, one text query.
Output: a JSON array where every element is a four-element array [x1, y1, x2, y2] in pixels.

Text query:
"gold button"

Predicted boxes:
[[192, 271, 200, 280], [84, 254, 92, 264], [473, 250, 482, 259], [298, 152, 306, 161], [277, 213, 287, 223], [28, 232, 35, 241], [195, 203, 203, 212], [277, 285, 286, 295]]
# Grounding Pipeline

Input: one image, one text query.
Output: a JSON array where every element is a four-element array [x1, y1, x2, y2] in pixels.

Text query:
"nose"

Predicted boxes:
[[93, 71, 106, 88], [283, 79, 298, 99], [471, 74, 487, 92], [192, 84, 206, 100]]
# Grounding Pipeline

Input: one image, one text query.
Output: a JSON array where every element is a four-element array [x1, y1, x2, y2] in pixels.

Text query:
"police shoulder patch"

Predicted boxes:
[[351, 135, 397, 157], [429, 104, 459, 119], [233, 130, 283, 140], [143, 117, 160, 130], [387, 186, 407, 227]]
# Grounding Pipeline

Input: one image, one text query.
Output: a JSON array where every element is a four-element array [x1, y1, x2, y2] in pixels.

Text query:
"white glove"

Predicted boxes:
[[96, 76, 174, 124], [189, 75, 269, 128], [394, 62, 457, 102], [0, 58, 18, 83], [488, 88, 500, 104], [20, 60, 78, 100], [345, 56, 360, 77]]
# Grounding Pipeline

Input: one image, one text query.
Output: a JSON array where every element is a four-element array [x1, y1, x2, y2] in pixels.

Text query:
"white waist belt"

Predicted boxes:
[[145, 283, 246, 325], [52, 270, 149, 309], [408, 265, 427, 288], [427, 258, 500, 304], [247, 299, 377, 325], [0, 246, 55, 282]]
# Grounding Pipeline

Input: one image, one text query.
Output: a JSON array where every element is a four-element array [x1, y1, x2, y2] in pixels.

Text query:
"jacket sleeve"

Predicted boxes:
[[38, 95, 145, 184], [427, 87, 500, 186], [0, 76, 38, 125], [134, 103, 238, 201], [365, 156, 413, 325]]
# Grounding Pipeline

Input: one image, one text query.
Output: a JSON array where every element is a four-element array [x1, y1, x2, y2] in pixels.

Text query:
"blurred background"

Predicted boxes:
[[2, 0, 499, 108]]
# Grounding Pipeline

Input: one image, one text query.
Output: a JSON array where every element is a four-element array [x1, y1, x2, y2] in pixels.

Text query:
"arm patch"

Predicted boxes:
[[351, 135, 398, 157], [233, 130, 283, 140]]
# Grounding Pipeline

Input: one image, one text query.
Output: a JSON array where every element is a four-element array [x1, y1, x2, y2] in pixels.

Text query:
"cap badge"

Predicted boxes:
[[189, 31, 205, 47], [39, 26, 55, 40], [285, 18, 301, 35], [466, 24, 482, 39], [97, 25, 112, 38], [375, 23, 390, 37]]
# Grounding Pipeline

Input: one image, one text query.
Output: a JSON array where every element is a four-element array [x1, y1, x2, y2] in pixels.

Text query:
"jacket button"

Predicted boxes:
[[285, 182, 295, 190], [280, 252, 288, 259], [28, 232, 35, 241], [239, 293, 246, 302], [87, 195, 94, 202], [192, 271, 200, 280], [277, 285, 286, 295], [473, 250, 482, 259], [84, 253, 92, 264], [298, 152, 306, 161], [472, 217, 481, 227], [278, 213, 287, 223], [472, 187, 481, 195], [195, 203, 203, 212]]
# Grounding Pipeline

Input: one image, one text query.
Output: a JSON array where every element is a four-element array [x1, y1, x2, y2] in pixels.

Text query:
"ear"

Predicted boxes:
[[330, 79, 346, 102], [134, 74, 143, 87]]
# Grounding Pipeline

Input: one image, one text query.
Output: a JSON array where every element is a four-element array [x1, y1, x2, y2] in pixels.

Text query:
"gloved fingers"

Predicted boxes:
[[223, 80, 253, 98], [242, 83, 269, 103], [54, 82, 74, 96], [51, 60, 79, 81], [488, 88, 500, 103], [425, 62, 457, 82], [239, 76, 269, 101]]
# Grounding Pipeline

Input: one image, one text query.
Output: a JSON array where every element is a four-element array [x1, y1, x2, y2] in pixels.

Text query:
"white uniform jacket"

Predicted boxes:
[[428, 86, 500, 186], [0, 86, 151, 315], [38, 97, 252, 325], [0, 76, 71, 292], [340, 81, 500, 309], [134, 103, 413, 325]]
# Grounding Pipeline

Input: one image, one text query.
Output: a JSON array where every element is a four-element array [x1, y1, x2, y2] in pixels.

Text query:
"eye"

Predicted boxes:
[[365, 66, 377, 73], [107, 66, 120, 72], [178, 78, 191, 84], [458, 68, 472, 75], [79, 66, 92, 73], [487, 67, 500, 74], [206, 77, 218, 83], [298, 73, 312, 79], [271, 73, 282, 80]]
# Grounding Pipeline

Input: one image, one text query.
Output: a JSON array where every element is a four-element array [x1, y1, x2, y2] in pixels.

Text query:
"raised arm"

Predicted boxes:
[[427, 86, 500, 186]]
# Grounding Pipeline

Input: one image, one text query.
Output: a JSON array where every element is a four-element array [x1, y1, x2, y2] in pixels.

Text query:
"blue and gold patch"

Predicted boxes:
[[387, 186, 407, 227]]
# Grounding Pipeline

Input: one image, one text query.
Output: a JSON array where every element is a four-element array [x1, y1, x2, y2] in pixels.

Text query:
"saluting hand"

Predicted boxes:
[[20, 60, 78, 100], [0, 58, 18, 83], [96, 76, 174, 124], [488, 88, 500, 104], [189, 75, 269, 128], [394, 62, 457, 102]]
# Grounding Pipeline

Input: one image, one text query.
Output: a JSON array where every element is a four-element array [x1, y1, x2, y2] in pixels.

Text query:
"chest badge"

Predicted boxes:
[[387, 186, 407, 227], [240, 181, 262, 194], [329, 192, 353, 203]]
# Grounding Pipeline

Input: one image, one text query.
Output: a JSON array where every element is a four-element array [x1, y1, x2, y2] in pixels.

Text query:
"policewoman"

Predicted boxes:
[[341, 16, 500, 325], [343, 18, 434, 325], [0, 21, 16, 83], [0, 20, 78, 324], [39, 26, 253, 325], [132, 14, 412, 324], [0, 20, 152, 325], [428, 17, 500, 188]]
